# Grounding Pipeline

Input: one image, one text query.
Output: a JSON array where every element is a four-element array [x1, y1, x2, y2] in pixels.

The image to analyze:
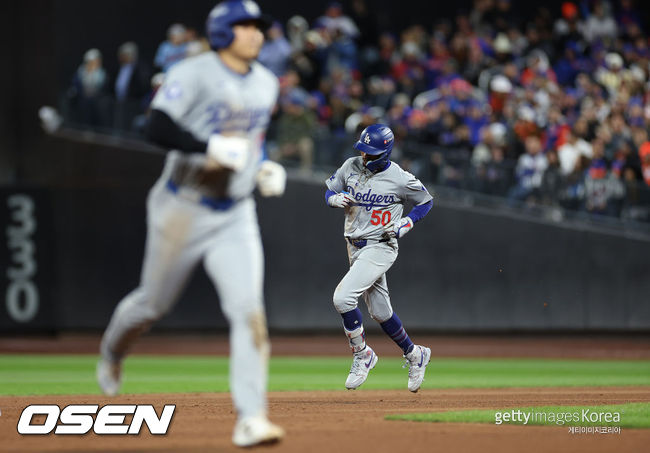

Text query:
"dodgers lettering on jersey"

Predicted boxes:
[[348, 188, 397, 208], [205, 103, 270, 133], [326, 157, 432, 240], [151, 52, 279, 200]]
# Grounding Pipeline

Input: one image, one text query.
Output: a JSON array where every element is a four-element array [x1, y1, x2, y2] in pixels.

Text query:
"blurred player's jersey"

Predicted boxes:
[[326, 157, 433, 240], [151, 52, 279, 200]]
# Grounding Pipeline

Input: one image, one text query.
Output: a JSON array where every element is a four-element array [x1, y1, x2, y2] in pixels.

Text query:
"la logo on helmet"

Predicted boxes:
[[209, 4, 228, 18], [243, 0, 260, 15], [364, 134, 371, 144]]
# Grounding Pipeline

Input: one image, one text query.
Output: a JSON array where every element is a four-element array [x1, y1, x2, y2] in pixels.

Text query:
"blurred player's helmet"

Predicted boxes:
[[353, 123, 394, 172], [206, 0, 270, 50]]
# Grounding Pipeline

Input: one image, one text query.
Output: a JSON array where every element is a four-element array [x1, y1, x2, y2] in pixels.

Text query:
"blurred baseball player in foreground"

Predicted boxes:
[[96, 1, 285, 447], [326, 124, 434, 392]]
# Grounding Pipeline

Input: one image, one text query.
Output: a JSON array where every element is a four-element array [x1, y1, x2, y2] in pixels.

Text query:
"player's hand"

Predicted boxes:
[[256, 160, 286, 197], [206, 134, 250, 172], [383, 216, 414, 239], [328, 191, 354, 208]]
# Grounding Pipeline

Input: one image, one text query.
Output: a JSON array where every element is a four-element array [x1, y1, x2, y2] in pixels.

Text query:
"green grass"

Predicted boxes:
[[0, 355, 649, 396], [386, 402, 650, 429]]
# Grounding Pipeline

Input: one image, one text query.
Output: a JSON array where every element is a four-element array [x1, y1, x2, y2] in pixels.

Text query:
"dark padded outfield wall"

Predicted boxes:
[[261, 182, 650, 331], [2, 138, 649, 332]]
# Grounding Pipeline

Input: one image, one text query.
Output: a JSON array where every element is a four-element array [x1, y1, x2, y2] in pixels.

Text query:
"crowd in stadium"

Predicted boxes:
[[62, 0, 650, 220]]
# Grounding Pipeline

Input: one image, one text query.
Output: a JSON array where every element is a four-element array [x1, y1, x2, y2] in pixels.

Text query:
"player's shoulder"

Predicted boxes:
[[342, 156, 363, 171], [164, 53, 210, 80], [250, 61, 280, 89], [386, 160, 407, 175], [387, 161, 418, 181], [176, 52, 211, 70]]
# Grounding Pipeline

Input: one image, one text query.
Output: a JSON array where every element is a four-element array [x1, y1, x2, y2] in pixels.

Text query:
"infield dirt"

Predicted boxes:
[[2, 387, 650, 452], [1, 334, 649, 452]]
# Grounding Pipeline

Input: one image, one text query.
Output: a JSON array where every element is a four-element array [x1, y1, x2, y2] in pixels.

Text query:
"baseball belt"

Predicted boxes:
[[166, 180, 235, 211], [346, 237, 390, 249], [169, 158, 232, 200]]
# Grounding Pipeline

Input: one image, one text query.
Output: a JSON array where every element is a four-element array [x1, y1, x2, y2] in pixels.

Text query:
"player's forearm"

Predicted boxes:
[[405, 199, 433, 223], [146, 109, 207, 153]]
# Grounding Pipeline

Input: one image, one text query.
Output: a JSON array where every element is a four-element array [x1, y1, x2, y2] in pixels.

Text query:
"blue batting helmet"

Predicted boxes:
[[206, 0, 270, 50], [353, 124, 394, 172]]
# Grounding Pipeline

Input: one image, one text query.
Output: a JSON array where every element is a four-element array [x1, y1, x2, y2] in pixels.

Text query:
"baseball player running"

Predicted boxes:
[[96, 1, 285, 447], [326, 124, 434, 392]]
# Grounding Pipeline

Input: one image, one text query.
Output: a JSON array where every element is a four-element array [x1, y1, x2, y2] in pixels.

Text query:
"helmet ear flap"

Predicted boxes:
[[209, 28, 234, 50]]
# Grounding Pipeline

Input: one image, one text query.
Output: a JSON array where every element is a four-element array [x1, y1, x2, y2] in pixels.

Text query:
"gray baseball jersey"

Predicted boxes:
[[151, 52, 279, 199], [326, 157, 433, 240], [329, 158, 433, 323], [100, 52, 278, 420]]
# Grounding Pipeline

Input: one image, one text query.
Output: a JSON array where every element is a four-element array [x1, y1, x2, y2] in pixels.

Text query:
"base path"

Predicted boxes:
[[2, 387, 649, 453]]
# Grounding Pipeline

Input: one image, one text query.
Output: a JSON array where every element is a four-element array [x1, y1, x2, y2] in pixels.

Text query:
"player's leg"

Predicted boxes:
[[333, 244, 398, 349], [98, 184, 203, 395], [364, 274, 431, 393], [202, 199, 283, 447], [332, 244, 396, 389], [363, 274, 413, 355]]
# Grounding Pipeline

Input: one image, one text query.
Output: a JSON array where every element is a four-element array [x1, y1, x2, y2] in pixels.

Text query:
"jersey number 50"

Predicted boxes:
[[370, 209, 391, 226]]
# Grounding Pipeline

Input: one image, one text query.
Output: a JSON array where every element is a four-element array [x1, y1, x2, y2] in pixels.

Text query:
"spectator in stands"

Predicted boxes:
[[386, 93, 413, 137], [581, 1, 618, 44], [289, 30, 326, 92], [553, 41, 591, 87], [554, 2, 583, 47], [511, 105, 541, 157], [327, 70, 358, 134], [508, 135, 548, 202], [113, 42, 150, 132], [392, 42, 427, 99], [315, 2, 359, 40], [273, 91, 316, 172], [595, 52, 625, 97], [486, 0, 521, 33], [540, 149, 563, 205], [184, 28, 209, 57], [60, 0, 650, 221], [132, 72, 165, 134], [488, 74, 513, 120], [68, 48, 110, 129], [584, 140, 625, 215], [278, 70, 310, 109], [286, 15, 309, 52], [607, 112, 634, 160], [350, 0, 379, 66], [471, 122, 511, 195], [327, 25, 359, 73], [521, 50, 556, 86], [616, 0, 643, 31], [258, 22, 292, 77], [558, 127, 593, 175], [636, 141, 650, 187], [560, 154, 588, 210], [154, 24, 188, 72]]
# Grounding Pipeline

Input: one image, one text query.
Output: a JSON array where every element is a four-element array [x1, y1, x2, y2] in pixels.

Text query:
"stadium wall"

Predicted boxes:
[[1, 137, 649, 333]]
